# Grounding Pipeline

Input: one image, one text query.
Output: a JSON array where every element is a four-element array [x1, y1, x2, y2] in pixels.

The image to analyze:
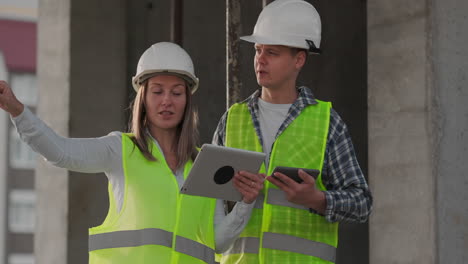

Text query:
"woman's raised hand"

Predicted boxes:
[[0, 80, 24, 117]]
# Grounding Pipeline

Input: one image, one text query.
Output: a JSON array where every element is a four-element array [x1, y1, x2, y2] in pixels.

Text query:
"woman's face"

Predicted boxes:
[[145, 75, 187, 133]]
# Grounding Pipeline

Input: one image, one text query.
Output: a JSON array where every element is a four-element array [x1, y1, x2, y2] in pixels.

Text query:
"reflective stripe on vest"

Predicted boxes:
[[267, 189, 309, 211], [224, 237, 260, 255], [253, 189, 309, 211], [89, 228, 172, 251], [263, 233, 336, 263], [223, 233, 336, 262], [254, 188, 309, 210], [89, 228, 216, 264], [175, 236, 216, 264]]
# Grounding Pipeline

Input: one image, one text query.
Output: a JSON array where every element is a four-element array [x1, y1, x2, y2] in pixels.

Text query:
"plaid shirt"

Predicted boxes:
[[212, 86, 372, 223]]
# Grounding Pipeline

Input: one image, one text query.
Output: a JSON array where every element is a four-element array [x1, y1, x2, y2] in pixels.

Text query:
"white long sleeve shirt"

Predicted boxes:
[[11, 107, 254, 253]]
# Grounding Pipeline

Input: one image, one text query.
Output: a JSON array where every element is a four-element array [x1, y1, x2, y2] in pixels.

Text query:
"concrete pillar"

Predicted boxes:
[[368, 0, 468, 263], [36, 0, 127, 263], [36, 1, 71, 262], [368, 0, 436, 263], [431, 0, 468, 263]]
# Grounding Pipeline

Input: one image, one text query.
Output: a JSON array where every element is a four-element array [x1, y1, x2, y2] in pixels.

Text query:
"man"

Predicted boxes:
[[213, 0, 373, 263]]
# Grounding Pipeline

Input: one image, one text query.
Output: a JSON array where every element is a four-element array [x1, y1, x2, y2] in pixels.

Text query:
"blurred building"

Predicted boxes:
[[0, 1, 38, 264]]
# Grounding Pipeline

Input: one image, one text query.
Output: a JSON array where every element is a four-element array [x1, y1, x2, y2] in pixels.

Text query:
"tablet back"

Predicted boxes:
[[180, 144, 266, 201]]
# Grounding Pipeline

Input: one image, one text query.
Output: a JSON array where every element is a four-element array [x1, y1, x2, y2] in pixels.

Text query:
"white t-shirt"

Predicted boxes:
[[257, 98, 291, 168]]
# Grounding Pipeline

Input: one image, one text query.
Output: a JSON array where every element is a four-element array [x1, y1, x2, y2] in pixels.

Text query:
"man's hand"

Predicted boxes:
[[267, 169, 326, 213], [0, 80, 24, 117], [233, 170, 266, 204]]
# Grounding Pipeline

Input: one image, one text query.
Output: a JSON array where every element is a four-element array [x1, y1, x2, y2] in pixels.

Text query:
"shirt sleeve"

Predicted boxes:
[[11, 106, 122, 174], [211, 111, 227, 146], [214, 199, 256, 253], [321, 109, 373, 223]]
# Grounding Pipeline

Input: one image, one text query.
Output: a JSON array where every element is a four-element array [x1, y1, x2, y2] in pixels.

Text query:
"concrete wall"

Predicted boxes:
[[431, 0, 468, 263], [368, 0, 436, 263], [369, 0, 468, 263]]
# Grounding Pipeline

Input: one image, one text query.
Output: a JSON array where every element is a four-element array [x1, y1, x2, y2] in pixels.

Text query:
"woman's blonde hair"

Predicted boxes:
[[128, 78, 199, 169]]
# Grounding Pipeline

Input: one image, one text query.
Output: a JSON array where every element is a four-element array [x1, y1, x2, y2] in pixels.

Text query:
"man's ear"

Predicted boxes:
[[295, 51, 306, 70]]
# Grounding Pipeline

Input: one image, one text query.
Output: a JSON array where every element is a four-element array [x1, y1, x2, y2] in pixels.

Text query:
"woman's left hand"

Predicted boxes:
[[233, 170, 266, 204]]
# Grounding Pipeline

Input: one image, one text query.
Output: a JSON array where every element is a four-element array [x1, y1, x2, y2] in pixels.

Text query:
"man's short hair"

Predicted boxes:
[[290, 48, 308, 56], [290, 47, 308, 64]]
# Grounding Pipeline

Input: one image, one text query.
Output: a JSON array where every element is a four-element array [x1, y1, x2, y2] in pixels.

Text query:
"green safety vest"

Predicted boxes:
[[88, 133, 217, 264], [222, 100, 338, 264]]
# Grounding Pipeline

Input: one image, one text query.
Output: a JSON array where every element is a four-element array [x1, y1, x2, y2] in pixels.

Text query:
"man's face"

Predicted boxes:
[[254, 44, 304, 90]]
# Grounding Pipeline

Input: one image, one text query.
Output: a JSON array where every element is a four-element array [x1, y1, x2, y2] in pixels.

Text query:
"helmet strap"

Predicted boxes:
[[306, 39, 322, 55]]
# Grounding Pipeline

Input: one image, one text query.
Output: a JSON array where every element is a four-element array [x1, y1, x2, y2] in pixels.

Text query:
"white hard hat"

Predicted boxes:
[[240, 0, 322, 54], [132, 42, 199, 93]]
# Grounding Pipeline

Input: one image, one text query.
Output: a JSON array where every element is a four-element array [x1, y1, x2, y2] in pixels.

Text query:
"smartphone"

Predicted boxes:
[[271, 166, 320, 183]]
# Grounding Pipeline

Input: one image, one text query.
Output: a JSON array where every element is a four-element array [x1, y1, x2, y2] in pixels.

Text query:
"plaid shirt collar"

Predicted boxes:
[[241, 86, 318, 107], [241, 86, 318, 146]]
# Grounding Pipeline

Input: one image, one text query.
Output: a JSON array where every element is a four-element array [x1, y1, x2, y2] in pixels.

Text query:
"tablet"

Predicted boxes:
[[180, 144, 266, 202]]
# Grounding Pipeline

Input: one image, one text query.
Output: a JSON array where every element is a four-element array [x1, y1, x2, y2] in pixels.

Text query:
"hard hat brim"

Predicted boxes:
[[241, 34, 286, 46], [240, 34, 321, 54], [132, 70, 199, 94]]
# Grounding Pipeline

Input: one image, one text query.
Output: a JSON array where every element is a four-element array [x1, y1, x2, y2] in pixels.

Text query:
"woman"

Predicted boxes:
[[0, 42, 265, 264]]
